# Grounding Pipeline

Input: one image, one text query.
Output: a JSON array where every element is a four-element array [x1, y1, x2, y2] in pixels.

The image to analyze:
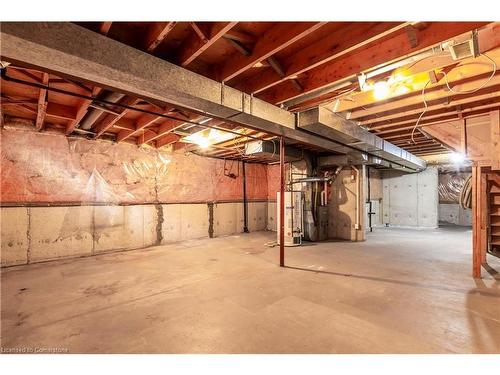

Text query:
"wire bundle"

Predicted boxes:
[[459, 175, 473, 209]]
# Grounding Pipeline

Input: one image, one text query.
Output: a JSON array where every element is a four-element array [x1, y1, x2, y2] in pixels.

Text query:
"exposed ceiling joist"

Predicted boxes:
[[177, 22, 237, 67], [144, 22, 177, 52], [99, 22, 113, 36], [0, 22, 427, 169], [215, 22, 327, 82], [0, 22, 349, 152], [237, 22, 409, 95], [93, 97, 140, 138], [258, 22, 489, 105], [35, 73, 49, 131]]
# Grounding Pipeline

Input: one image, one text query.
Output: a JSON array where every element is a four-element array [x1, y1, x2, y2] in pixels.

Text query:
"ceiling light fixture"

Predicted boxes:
[[373, 80, 390, 100], [450, 152, 466, 164], [197, 137, 210, 149]]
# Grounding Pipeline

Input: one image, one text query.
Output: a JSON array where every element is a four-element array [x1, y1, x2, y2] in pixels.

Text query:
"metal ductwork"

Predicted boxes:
[[298, 106, 426, 172], [79, 91, 126, 130], [1, 22, 427, 172], [245, 139, 303, 162], [318, 154, 392, 169]]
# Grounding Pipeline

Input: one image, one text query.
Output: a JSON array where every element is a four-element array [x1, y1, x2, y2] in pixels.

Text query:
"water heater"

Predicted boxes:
[[277, 191, 303, 246]]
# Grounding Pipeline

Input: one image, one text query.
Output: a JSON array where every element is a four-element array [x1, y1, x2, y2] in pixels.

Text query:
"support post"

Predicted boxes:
[[480, 171, 487, 264], [242, 161, 249, 233], [472, 164, 482, 278], [279, 136, 285, 267]]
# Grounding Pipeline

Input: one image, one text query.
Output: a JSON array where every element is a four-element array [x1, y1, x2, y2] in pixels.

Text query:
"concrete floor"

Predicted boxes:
[[1, 226, 499, 353]]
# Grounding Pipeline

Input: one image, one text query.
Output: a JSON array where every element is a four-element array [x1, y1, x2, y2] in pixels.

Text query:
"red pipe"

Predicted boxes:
[[279, 136, 285, 267]]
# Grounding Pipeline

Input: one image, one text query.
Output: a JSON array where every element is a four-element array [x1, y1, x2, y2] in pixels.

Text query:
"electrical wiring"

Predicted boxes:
[[442, 53, 497, 94], [410, 53, 497, 144], [410, 79, 431, 144], [0, 67, 262, 142]]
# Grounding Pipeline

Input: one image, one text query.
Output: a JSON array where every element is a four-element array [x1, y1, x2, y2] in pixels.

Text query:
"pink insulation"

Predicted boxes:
[[0, 129, 269, 204], [266, 164, 282, 201]]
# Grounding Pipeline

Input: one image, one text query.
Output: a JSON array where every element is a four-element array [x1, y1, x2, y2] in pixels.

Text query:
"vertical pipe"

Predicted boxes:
[[279, 136, 285, 267], [242, 161, 249, 233], [367, 167, 373, 232], [351, 165, 360, 230]]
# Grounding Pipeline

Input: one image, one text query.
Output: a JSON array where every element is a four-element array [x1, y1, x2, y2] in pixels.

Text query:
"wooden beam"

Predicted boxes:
[[223, 30, 255, 44], [405, 25, 419, 48], [237, 22, 409, 95], [139, 114, 203, 145], [460, 118, 467, 156], [14, 101, 77, 120], [99, 22, 113, 36], [226, 38, 252, 56], [177, 22, 237, 67], [93, 97, 139, 138], [156, 133, 181, 148], [216, 22, 327, 82], [144, 22, 176, 53], [189, 23, 209, 43], [2, 22, 413, 157], [480, 171, 488, 265], [371, 103, 500, 134], [491, 110, 500, 170], [66, 86, 102, 134], [359, 83, 500, 126], [472, 164, 481, 277], [258, 22, 489, 105], [35, 73, 49, 130], [351, 71, 500, 121], [367, 98, 500, 132], [117, 107, 175, 142]]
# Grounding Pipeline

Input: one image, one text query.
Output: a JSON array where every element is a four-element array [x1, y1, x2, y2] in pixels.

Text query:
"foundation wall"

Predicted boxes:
[[1, 201, 268, 266], [439, 203, 472, 226], [0, 129, 269, 266], [381, 167, 439, 228], [328, 168, 366, 241]]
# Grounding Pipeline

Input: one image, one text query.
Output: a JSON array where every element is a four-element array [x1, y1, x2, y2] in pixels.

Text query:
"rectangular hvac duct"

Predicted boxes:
[[245, 140, 303, 162], [298, 106, 427, 172]]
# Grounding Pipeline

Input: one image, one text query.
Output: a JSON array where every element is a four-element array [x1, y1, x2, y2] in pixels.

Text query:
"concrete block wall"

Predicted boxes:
[[1, 201, 268, 267], [382, 167, 439, 228]]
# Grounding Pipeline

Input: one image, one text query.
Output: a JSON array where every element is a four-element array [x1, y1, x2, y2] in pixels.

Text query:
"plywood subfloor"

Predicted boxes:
[[1, 226, 499, 353]]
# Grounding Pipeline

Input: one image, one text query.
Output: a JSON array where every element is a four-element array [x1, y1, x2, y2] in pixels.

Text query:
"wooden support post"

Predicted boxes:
[[459, 118, 467, 156], [472, 164, 487, 278], [472, 165, 481, 278], [279, 136, 285, 267], [480, 171, 487, 264], [491, 110, 500, 170]]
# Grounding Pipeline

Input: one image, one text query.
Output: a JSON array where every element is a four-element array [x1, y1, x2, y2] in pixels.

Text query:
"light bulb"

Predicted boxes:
[[450, 152, 465, 164], [197, 137, 210, 149], [373, 80, 390, 100]]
